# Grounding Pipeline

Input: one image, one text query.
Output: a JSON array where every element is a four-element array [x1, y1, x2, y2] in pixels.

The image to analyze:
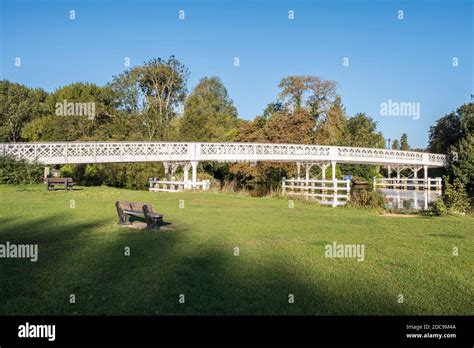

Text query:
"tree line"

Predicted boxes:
[[0, 56, 471, 197]]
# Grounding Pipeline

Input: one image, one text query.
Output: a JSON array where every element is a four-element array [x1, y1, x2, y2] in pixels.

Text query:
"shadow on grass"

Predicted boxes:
[[0, 213, 412, 315]]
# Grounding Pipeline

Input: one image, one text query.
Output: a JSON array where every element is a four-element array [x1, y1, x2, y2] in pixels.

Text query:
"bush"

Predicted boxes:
[[348, 189, 385, 209], [430, 177, 470, 216], [62, 162, 165, 189], [431, 199, 447, 216], [0, 155, 43, 184]]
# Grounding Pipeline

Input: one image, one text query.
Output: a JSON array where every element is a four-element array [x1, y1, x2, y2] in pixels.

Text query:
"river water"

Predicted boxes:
[[237, 182, 441, 211], [375, 188, 441, 211]]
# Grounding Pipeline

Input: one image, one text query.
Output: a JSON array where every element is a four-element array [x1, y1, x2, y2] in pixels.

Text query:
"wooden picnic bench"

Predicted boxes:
[[115, 201, 164, 229], [45, 177, 77, 191]]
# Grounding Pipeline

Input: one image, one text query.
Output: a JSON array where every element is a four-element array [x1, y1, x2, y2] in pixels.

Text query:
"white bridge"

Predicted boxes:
[[0, 142, 448, 201]]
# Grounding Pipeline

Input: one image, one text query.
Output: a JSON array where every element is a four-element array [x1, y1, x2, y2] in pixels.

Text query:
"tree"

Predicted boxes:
[[230, 108, 314, 183], [278, 76, 308, 112], [428, 111, 462, 153], [179, 77, 239, 141], [109, 56, 189, 141], [278, 75, 337, 123], [428, 102, 473, 199], [0, 80, 47, 141], [22, 83, 116, 141], [449, 134, 473, 197], [391, 139, 400, 150], [262, 101, 283, 119], [264, 109, 314, 144], [339, 113, 385, 181], [345, 113, 385, 148], [314, 96, 347, 145], [400, 133, 410, 151]]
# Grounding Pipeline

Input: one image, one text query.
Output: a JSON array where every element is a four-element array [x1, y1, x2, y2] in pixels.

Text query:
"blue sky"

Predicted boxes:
[[1, 0, 472, 148]]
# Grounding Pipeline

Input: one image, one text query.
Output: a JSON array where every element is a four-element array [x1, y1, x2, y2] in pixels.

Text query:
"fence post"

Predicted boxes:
[[282, 177, 286, 196]]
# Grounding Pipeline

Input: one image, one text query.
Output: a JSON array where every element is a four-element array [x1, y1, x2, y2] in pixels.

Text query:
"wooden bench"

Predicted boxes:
[[115, 201, 164, 229], [45, 177, 77, 191]]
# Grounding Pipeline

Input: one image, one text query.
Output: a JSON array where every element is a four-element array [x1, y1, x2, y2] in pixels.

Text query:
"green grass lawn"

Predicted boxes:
[[0, 184, 472, 315]]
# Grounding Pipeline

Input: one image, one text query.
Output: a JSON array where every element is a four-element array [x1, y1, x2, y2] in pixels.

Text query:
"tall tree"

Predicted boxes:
[[22, 83, 116, 141], [109, 56, 189, 141], [180, 77, 239, 141], [449, 134, 474, 197], [391, 139, 400, 150], [400, 133, 410, 151], [428, 102, 474, 198], [0, 80, 47, 142], [278, 75, 337, 124], [345, 113, 385, 148], [428, 113, 462, 153], [314, 96, 347, 145]]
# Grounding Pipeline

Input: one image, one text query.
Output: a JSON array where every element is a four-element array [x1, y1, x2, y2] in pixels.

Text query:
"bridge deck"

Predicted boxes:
[[0, 142, 447, 167]]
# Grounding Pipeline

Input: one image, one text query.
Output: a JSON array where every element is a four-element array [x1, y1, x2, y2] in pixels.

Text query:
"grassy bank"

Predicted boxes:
[[0, 185, 472, 315]]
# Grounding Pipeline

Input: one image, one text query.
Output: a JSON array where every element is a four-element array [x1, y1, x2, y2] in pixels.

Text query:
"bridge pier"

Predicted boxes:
[[183, 162, 191, 188], [423, 165, 428, 190], [191, 161, 198, 188], [163, 162, 170, 179], [331, 161, 337, 207]]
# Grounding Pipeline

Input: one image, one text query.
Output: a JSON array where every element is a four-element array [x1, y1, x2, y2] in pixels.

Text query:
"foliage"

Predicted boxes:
[[348, 189, 385, 209], [391, 139, 400, 150], [59, 162, 165, 190], [431, 177, 470, 216], [400, 133, 409, 150], [230, 109, 314, 182], [0, 156, 43, 184], [431, 199, 447, 216], [429, 112, 461, 153], [428, 103, 473, 199], [21, 83, 117, 141], [0, 80, 47, 142], [180, 77, 239, 141], [448, 134, 473, 197], [1, 71, 399, 191], [345, 113, 385, 148], [314, 96, 347, 145], [278, 75, 337, 121], [108, 56, 189, 141]]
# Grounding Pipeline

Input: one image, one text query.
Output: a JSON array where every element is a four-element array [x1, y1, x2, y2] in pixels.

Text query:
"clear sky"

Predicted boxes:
[[1, 0, 472, 148]]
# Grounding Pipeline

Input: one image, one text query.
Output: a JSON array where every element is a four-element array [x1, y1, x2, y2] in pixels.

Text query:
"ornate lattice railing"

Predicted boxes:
[[0, 142, 448, 167]]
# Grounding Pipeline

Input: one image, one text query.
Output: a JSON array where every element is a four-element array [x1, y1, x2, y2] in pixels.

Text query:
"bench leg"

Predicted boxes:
[[121, 214, 131, 225]]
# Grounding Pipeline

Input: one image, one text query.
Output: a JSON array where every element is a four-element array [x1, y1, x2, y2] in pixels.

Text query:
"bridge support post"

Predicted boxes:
[[321, 162, 328, 179], [387, 166, 391, 179], [331, 161, 337, 207], [410, 166, 422, 190], [163, 162, 170, 180], [423, 165, 428, 190], [183, 162, 191, 188], [320, 162, 328, 204], [191, 161, 198, 188], [170, 162, 180, 179], [296, 162, 301, 180], [305, 162, 315, 182], [395, 166, 402, 189]]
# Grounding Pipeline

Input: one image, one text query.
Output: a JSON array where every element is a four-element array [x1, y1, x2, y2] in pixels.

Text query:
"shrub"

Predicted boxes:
[[348, 189, 385, 209], [59, 164, 75, 178], [431, 199, 447, 216], [430, 176, 470, 216], [0, 155, 43, 184]]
